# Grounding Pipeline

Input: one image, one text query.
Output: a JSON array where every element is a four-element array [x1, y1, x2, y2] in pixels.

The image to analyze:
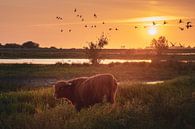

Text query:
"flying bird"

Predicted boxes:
[[94, 14, 97, 18], [179, 27, 184, 31], [56, 16, 63, 20], [134, 26, 138, 29], [163, 21, 167, 25], [187, 22, 191, 25], [68, 29, 72, 32], [81, 18, 84, 21], [60, 29, 63, 32], [115, 28, 118, 31], [152, 21, 156, 26], [102, 22, 105, 24], [186, 24, 192, 29], [85, 25, 88, 28], [179, 43, 184, 47], [109, 28, 112, 31], [94, 25, 97, 28], [74, 8, 77, 13], [179, 19, 183, 23], [170, 42, 175, 47]]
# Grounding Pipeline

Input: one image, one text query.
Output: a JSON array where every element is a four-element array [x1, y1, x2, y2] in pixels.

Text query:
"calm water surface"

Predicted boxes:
[[0, 59, 152, 64]]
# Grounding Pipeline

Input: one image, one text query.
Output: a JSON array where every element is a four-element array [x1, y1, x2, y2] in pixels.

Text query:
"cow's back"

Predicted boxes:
[[76, 74, 117, 107]]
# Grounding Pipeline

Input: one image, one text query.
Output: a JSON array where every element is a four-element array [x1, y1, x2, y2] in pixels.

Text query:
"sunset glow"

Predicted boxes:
[[148, 27, 157, 35], [0, 0, 195, 48]]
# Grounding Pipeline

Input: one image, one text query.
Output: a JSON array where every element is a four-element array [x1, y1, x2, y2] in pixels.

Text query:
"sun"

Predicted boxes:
[[148, 27, 157, 35]]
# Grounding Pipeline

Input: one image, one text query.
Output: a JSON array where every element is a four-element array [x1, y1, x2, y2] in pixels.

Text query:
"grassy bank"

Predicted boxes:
[[1, 62, 195, 91], [0, 76, 195, 129]]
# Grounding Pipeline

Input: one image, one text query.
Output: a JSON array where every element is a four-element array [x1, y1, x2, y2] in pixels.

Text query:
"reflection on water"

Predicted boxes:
[[166, 53, 195, 56], [100, 59, 151, 64], [0, 59, 195, 64], [0, 59, 151, 64], [145, 81, 164, 85]]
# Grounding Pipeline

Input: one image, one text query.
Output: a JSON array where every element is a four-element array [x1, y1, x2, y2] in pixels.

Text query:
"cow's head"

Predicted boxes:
[[53, 81, 73, 100]]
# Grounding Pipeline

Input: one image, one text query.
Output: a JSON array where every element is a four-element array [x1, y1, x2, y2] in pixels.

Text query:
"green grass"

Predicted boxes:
[[1, 62, 195, 92], [0, 76, 195, 129]]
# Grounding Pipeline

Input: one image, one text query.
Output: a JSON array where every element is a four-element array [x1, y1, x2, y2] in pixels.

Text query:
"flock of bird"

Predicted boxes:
[[55, 8, 193, 33], [56, 8, 102, 33], [134, 19, 193, 31]]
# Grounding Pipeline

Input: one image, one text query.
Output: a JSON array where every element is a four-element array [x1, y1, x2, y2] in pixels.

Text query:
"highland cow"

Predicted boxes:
[[54, 74, 118, 111]]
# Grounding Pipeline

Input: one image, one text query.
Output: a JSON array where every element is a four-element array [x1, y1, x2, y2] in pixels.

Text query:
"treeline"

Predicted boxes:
[[0, 41, 41, 49]]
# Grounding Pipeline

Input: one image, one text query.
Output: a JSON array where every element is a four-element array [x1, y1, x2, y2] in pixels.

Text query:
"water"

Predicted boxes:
[[0, 58, 195, 65], [166, 53, 195, 56], [0, 59, 152, 65], [145, 81, 164, 85]]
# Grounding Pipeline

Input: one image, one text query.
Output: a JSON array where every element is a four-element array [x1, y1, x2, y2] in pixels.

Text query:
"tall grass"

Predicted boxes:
[[0, 76, 195, 129]]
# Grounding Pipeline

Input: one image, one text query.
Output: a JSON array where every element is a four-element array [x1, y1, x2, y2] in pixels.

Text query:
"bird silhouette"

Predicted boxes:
[[102, 22, 105, 24], [134, 26, 138, 29], [56, 16, 63, 20], [179, 43, 184, 47], [68, 29, 72, 32], [179, 19, 183, 23], [76, 14, 80, 17], [144, 26, 147, 28], [186, 24, 192, 29], [163, 21, 167, 25], [187, 22, 191, 25], [115, 28, 118, 31], [179, 27, 184, 31], [94, 25, 96, 28], [85, 25, 88, 28], [152, 21, 156, 26], [109, 28, 112, 31], [74, 8, 77, 13], [60, 29, 63, 32], [94, 14, 97, 18], [170, 42, 175, 47], [79, 15, 82, 18], [81, 18, 84, 21]]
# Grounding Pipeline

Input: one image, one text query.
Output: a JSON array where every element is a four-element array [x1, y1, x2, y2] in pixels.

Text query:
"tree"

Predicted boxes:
[[22, 41, 39, 48], [4, 43, 21, 48], [150, 36, 169, 56], [84, 34, 108, 65]]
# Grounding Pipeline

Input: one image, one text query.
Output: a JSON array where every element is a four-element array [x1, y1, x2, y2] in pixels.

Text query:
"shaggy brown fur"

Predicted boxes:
[[53, 77, 88, 103], [54, 74, 118, 111]]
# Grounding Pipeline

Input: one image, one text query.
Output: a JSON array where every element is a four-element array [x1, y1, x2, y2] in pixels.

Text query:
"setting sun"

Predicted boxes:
[[148, 27, 157, 35]]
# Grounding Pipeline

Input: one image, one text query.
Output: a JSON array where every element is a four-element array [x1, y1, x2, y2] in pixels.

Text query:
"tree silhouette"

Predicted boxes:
[[4, 43, 21, 48], [84, 34, 108, 65], [22, 41, 39, 48], [151, 36, 169, 56]]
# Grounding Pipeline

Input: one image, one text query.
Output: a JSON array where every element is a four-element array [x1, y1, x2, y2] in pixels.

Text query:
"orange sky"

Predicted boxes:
[[0, 0, 195, 48]]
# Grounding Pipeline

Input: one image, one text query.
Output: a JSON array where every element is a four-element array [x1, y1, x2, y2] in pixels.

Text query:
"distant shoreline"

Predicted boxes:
[[1, 48, 195, 60]]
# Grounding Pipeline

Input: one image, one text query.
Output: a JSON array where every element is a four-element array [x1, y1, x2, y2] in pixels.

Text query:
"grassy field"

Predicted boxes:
[[0, 76, 195, 129], [0, 62, 195, 91], [0, 62, 195, 129]]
